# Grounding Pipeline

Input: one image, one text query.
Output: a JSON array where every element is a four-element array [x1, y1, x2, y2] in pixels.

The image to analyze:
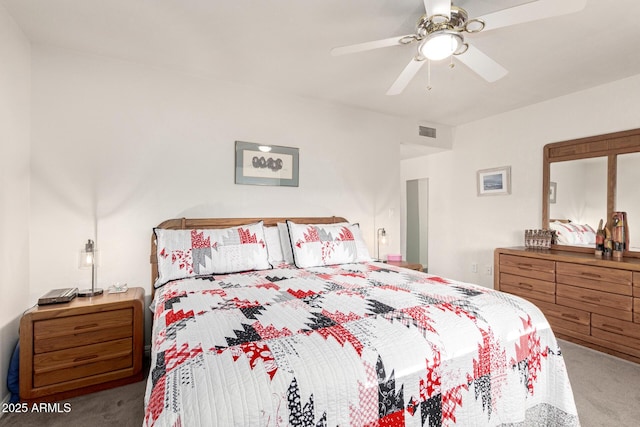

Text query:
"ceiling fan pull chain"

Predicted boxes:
[[449, 54, 455, 69], [426, 60, 432, 91]]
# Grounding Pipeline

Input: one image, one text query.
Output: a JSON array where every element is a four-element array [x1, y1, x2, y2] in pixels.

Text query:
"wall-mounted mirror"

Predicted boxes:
[[616, 152, 640, 251], [543, 128, 640, 257], [549, 157, 607, 246]]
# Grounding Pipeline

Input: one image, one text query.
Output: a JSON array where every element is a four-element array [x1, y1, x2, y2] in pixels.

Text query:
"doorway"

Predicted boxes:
[[406, 178, 428, 272]]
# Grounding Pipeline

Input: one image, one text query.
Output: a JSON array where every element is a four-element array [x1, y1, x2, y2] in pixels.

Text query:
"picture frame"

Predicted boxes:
[[477, 166, 511, 196], [549, 181, 557, 204], [235, 141, 299, 187]]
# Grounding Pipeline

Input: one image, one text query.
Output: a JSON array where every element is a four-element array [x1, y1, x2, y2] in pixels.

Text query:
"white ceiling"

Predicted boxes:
[[4, 0, 640, 130]]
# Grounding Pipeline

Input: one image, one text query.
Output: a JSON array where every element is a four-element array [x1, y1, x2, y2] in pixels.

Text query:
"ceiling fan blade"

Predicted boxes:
[[331, 35, 414, 56], [477, 0, 586, 32], [423, 0, 451, 18], [455, 44, 508, 82], [386, 57, 427, 96]]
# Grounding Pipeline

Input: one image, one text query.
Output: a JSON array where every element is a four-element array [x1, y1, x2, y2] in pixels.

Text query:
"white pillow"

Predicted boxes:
[[154, 221, 271, 287], [550, 221, 575, 244], [279, 221, 372, 265], [550, 221, 596, 245], [277, 222, 295, 264], [264, 226, 284, 264], [350, 223, 373, 262], [286, 221, 361, 268], [570, 223, 596, 245]]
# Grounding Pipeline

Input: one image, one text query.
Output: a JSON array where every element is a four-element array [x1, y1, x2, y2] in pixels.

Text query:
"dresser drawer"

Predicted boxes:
[[591, 315, 640, 352], [34, 309, 133, 353], [592, 314, 640, 340], [499, 254, 555, 282], [557, 284, 632, 321], [557, 262, 632, 295], [499, 272, 555, 303], [535, 300, 590, 326], [33, 337, 133, 388], [634, 272, 640, 297], [534, 300, 590, 335]]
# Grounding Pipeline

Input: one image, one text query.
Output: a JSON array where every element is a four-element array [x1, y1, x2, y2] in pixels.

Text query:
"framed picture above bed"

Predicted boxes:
[[477, 165, 511, 196], [235, 141, 299, 187]]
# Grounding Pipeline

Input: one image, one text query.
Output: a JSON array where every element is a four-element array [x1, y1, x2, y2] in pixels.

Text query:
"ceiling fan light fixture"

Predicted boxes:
[[464, 18, 485, 33], [419, 30, 463, 61]]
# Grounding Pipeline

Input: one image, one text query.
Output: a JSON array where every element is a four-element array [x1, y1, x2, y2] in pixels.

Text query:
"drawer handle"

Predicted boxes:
[[582, 296, 600, 303], [602, 324, 623, 333], [518, 263, 534, 268], [562, 314, 579, 321], [518, 282, 533, 290], [74, 323, 98, 331], [581, 272, 602, 279], [74, 354, 99, 362]]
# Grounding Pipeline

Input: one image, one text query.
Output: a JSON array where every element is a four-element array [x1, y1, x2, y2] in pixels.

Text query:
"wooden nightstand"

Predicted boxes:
[[386, 261, 423, 272], [19, 287, 145, 402]]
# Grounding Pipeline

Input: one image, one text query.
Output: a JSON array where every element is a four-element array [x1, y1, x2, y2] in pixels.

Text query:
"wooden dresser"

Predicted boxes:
[[495, 248, 640, 363], [20, 287, 145, 402]]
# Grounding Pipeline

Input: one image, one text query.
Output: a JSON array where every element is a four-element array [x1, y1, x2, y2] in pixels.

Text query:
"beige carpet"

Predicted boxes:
[[0, 377, 146, 427], [559, 339, 640, 427], [1, 340, 639, 426]]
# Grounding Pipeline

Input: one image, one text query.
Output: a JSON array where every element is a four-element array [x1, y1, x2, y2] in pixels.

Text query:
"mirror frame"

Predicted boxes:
[[543, 127, 640, 258]]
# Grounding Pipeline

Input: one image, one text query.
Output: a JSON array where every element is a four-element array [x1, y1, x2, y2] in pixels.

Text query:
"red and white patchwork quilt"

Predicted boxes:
[[144, 262, 579, 426]]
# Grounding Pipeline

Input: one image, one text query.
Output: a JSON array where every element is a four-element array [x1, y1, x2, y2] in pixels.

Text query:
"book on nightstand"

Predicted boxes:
[[37, 288, 78, 305]]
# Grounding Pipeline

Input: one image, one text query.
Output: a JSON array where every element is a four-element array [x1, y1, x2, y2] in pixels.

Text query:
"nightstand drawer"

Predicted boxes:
[[20, 288, 144, 401], [33, 337, 133, 387], [34, 308, 133, 353]]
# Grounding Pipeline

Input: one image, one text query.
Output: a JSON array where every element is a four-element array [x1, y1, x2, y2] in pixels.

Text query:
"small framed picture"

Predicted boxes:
[[477, 166, 511, 196], [549, 181, 557, 204], [235, 141, 299, 187]]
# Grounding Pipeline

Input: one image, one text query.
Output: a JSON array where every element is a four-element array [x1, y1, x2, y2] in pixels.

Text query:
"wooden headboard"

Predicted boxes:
[[150, 216, 348, 295]]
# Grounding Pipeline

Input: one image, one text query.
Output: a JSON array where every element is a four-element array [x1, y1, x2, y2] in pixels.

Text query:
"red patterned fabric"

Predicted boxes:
[[144, 262, 579, 426], [154, 222, 271, 286]]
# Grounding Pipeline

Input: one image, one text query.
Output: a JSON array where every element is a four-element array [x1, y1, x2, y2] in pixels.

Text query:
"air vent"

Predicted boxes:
[[418, 125, 436, 138]]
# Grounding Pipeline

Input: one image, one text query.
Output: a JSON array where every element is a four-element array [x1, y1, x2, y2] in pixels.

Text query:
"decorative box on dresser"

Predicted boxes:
[[495, 248, 640, 364], [19, 287, 145, 402]]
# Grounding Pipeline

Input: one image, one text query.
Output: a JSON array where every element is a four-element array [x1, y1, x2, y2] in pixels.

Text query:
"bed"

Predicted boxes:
[[144, 216, 579, 426]]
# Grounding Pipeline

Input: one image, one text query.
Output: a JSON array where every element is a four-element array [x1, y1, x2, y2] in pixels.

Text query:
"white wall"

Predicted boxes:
[[402, 73, 640, 288], [29, 45, 404, 303], [0, 3, 30, 402]]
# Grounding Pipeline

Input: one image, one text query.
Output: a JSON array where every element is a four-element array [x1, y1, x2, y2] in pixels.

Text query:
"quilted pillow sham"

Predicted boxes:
[[154, 221, 271, 287], [286, 221, 367, 268]]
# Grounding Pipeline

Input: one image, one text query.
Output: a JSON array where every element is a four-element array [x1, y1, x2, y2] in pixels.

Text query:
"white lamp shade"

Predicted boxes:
[[81, 251, 94, 268], [420, 31, 462, 61], [79, 239, 97, 269]]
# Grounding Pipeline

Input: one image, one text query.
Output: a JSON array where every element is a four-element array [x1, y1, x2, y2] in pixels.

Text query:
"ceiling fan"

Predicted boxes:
[[331, 0, 587, 95]]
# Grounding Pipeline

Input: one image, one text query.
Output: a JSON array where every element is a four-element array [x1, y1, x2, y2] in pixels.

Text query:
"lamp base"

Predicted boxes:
[[77, 288, 104, 297]]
